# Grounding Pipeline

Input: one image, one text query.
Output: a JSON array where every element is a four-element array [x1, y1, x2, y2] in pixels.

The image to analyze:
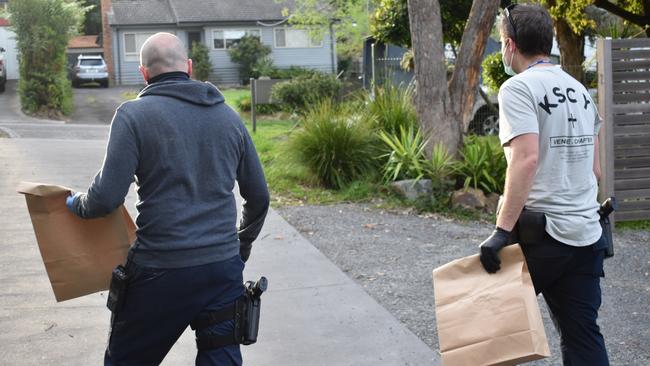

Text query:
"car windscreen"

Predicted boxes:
[[80, 59, 103, 66]]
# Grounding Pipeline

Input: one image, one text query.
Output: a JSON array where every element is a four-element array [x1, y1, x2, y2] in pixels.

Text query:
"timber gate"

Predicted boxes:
[[598, 38, 650, 222]]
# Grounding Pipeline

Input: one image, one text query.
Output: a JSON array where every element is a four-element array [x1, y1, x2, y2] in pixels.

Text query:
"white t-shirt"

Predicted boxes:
[[498, 66, 602, 246]]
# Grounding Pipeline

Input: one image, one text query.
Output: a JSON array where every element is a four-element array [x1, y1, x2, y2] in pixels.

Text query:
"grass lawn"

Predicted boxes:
[[240, 108, 391, 206], [221, 88, 249, 110]]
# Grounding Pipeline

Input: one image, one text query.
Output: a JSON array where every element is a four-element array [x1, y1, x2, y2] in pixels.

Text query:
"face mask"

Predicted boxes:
[[502, 42, 517, 76]]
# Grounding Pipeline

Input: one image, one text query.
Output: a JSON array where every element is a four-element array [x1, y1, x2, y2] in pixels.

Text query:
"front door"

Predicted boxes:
[[188, 31, 202, 50]]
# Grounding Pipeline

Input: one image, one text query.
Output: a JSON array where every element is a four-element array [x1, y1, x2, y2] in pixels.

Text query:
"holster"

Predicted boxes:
[[191, 278, 266, 350], [238, 290, 262, 345], [600, 216, 614, 258]]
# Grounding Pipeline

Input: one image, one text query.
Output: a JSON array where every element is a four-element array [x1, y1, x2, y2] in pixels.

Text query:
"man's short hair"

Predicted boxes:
[[501, 4, 553, 57]]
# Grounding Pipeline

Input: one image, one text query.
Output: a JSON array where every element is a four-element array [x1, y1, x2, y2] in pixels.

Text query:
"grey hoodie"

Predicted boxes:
[[72, 74, 270, 268]]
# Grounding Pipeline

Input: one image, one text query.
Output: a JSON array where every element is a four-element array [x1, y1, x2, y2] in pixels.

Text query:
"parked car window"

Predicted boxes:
[[80, 59, 103, 67]]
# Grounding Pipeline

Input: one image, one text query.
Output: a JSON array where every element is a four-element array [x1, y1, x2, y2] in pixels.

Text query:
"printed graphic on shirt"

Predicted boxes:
[[538, 87, 592, 115], [550, 135, 594, 148]]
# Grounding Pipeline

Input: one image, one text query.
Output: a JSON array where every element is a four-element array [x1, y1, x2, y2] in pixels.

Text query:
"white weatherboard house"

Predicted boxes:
[[102, 0, 337, 85]]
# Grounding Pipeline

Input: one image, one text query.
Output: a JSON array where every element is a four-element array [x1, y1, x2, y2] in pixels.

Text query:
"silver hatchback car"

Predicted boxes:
[[72, 55, 109, 88]]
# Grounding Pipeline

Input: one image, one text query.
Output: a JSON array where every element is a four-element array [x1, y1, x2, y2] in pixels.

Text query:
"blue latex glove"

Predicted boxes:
[[66, 192, 83, 212]]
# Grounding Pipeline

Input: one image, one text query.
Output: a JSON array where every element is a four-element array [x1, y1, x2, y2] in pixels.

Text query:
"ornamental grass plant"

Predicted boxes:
[[289, 100, 379, 189]]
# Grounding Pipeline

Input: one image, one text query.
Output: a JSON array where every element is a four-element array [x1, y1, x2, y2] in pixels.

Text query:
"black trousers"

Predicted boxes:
[[104, 255, 245, 366], [518, 218, 609, 366]]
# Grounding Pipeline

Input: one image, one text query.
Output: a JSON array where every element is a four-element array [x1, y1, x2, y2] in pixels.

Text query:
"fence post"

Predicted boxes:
[[597, 38, 615, 223], [370, 42, 376, 98], [250, 78, 257, 133]]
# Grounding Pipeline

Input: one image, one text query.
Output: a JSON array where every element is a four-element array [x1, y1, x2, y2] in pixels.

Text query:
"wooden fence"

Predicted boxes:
[[597, 38, 650, 222]]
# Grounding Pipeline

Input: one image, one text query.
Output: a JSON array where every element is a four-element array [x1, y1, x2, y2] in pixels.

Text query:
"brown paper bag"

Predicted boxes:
[[17, 182, 136, 302], [432, 244, 550, 366]]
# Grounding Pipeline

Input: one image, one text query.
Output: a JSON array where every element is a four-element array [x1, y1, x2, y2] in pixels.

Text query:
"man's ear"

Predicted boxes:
[[507, 38, 516, 53], [187, 59, 193, 79], [139, 65, 149, 85]]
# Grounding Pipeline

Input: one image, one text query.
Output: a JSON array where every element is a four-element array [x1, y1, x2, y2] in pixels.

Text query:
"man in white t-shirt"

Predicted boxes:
[[478, 4, 609, 365]]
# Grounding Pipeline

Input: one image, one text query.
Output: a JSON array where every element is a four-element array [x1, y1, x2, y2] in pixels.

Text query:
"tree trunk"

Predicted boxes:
[[448, 0, 499, 135], [407, 0, 455, 156], [554, 17, 585, 83]]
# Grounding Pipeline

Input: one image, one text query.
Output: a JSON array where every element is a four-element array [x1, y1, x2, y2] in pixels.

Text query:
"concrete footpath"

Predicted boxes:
[[0, 125, 439, 365]]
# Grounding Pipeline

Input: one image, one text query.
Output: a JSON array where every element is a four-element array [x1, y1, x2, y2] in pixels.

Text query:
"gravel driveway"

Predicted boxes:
[[278, 203, 650, 365]]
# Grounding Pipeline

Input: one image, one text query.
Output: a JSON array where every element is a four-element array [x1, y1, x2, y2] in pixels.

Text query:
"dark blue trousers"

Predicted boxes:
[[104, 255, 245, 366], [520, 231, 609, 366]]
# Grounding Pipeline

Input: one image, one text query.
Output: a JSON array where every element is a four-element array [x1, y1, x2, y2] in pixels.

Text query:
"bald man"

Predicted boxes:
[[66, 32, 270, 365]]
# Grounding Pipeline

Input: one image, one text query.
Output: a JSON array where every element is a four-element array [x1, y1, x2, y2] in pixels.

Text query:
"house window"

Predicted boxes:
[[124, 32, 156, 56], [212, 29, 261, 50], [274, 28, 323, 48]]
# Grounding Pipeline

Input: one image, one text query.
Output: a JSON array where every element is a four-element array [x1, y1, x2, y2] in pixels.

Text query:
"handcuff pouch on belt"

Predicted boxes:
[[107, 264, 129, 313], [191, 276, 268, 350]]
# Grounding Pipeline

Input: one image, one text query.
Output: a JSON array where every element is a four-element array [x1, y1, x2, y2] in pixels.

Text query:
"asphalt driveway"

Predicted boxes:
[[70, 83, 141, 124], [0, 80, 140, 125]]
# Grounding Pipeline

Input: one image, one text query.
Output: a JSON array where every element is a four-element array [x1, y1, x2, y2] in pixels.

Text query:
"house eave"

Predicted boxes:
[[109, 19, 290, 28]]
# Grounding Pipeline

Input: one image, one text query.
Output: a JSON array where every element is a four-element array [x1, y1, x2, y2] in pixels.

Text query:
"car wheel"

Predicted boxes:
[[101, 81, 109, 88], [480, 114, 499, 136]]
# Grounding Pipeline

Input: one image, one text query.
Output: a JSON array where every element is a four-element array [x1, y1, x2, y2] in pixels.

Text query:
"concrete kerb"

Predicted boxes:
[[0, 137, 440, 365]]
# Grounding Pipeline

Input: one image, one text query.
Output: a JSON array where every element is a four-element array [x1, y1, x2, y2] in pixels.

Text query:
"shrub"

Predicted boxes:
[[400, 49, 414, 71], [251, 56, 278, 79], [270, 66, 319, 79], [425, 143, 456, 187], [228, 35, 271, 84], [378, 126, 428, 182], [236, 95, 281, 114], [236, 96, 252, 111], [290, 100, 378, 189], [271, 73, 342, 113], [482, 52, 511, 94], [367, 83, 417, 136], [454, 135, 506, 194], [9, 0, 85, 118], [189, 42, 212, 81]]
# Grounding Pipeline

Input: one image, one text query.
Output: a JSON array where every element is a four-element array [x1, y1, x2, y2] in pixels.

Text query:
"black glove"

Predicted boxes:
[[240, 242, 252, 263], [479, 227, 511, 273]]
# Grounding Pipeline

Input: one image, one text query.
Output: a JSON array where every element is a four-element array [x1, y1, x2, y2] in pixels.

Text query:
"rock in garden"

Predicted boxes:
[[451, 188, 487, 210], [485, 193, 501, 214], [390, 179, 433, 201]]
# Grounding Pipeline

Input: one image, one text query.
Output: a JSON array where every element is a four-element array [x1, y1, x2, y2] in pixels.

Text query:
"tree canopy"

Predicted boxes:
[[370, 0, 473, 47], [280, 0, 371, 72], [543, 0, 650, 36], [81, 0, 101, 35]]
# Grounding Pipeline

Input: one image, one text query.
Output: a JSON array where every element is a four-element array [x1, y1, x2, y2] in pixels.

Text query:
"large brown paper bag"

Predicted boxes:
[[17, 182, 136, 302], [432, 244, 550, 366]]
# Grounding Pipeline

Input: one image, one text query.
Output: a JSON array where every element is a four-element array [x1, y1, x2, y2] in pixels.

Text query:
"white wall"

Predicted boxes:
[[0, 26, 18, 79]]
